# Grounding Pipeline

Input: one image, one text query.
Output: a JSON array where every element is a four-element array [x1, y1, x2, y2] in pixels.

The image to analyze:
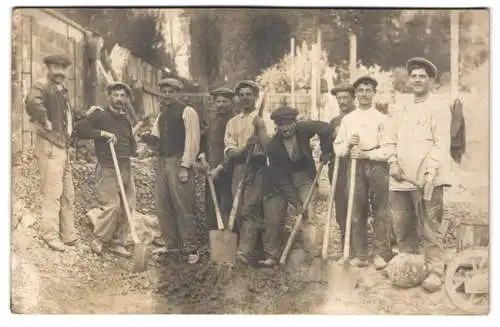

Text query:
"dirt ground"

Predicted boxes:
[[10, 142, 489, 314]]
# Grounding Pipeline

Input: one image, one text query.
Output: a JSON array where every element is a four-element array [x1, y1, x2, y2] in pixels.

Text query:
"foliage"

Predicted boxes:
[[58, 8, 173, 69]]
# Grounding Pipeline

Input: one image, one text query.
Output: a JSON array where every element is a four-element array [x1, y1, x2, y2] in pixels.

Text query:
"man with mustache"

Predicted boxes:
[[141, 78, 201, 264], [328, 84, 356, 258], [259, 106, 332, 267], [25, 54, 84, 252], [224, 80, 270, 265], [333, 76, 392, 270], [385, 58, 452, 292], [198, 87, 235, 231], [75, 82, 137, 257]]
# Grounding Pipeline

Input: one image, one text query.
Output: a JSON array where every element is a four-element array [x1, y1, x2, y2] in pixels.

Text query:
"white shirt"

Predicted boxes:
[[333, 106, 390, 161]]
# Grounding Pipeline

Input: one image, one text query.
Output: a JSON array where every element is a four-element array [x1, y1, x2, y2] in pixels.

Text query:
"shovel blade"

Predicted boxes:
[[329, 262, 360, 293], [133, 243, 149, 273], [209, 230, 238, 265]]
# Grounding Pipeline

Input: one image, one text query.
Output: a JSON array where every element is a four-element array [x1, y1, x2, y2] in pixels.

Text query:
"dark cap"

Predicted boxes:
[[158, 78, 183, 90], [406, 57, 438, 79], [330, 83, 355, 96], [106, 82, 132, 96], [43, 54, 72, 67], [353, 76, 378, 90], [209, 87, 235, 99], [234, 80, 260, 95], [270, 106, 299, 122]]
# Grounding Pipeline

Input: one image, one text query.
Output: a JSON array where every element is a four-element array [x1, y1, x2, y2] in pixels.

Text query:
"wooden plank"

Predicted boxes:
[[22, 74, 33, 149], [12, 9, 24, 154], [21, 15, 32, 74]]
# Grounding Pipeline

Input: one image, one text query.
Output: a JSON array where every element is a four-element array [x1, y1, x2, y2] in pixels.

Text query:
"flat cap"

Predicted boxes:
[[209, 87, 235, 99], [234, 80, 260, 95], [270, 106, 299, 122], [158, 78, 183, 90], [330, 83, 355, 96], [406, 57, 438, 79], [43, 54, 72, 67], [353, 76, 378, 90], [106, 82, 132, 96]]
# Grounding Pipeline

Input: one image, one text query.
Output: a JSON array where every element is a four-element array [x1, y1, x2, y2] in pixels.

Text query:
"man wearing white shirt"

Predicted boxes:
[[333, 76, 392, 269]]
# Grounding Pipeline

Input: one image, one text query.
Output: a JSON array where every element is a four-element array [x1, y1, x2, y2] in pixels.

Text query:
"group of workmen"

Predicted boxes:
[[25, 52, 452, 293]]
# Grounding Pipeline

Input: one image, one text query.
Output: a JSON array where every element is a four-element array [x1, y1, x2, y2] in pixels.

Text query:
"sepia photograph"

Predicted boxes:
[[9, 6, 490, 315]]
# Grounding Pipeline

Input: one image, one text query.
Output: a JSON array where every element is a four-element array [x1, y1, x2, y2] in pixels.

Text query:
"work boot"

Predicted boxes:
[[258, 257, 278, 268], [90, 239, 103, 254], [45, 239, 66, 252], [153, 238, 166, 247], [373, 255, 388, 270], [110, 245, 133, 258], [421, 273, 443, 292], [186, 249, 200, 264], [350, 257, 368, 268]]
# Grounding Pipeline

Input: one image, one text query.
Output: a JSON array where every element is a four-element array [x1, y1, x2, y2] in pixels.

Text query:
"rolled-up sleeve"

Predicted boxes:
[[366, 117, 392, 162], [224, 118, 239, 156], [426, 105, 452, 173], [381, 114, 398, 164], [333, 119, 350, 157], [180, 106, 200, 168]]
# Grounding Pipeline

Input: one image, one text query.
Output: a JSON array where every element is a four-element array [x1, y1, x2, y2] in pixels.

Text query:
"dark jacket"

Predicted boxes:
[[200, 109, 234, 168], [25, 77, 85, 148], [264, 120, 332, 205], [75, 105, 136, 165], [450, 99, 466, 163]]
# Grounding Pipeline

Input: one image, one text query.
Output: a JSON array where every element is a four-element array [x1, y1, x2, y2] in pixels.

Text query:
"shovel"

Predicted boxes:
[[279, 162, 325, 266], [321, 156, 340, 279], [201, 157, 235, 265], [332, 158, 358, 292], [110, 142, 148, 273]]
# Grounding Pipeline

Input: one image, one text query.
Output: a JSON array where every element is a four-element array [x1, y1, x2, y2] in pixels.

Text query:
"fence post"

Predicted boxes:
[[84, 32, 102, 108], [12, 9, 23, 156]]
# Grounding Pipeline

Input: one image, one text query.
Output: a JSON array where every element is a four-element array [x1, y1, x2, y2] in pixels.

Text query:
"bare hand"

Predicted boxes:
[[45, 120, 53, 131], [178, 167, 189, 183], [349, 134, 360, 147], [208, 166, 223, 179], [246, 135, 260, 147], [350, 147, 367, 159], [253, 116, 266, 129], [101, 131, 117, 144], [87, 105, 103, 116], [389, 162, 404, 182]]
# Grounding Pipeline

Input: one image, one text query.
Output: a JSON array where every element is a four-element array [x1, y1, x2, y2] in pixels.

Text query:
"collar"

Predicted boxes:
[[413, 92, 431, 104], [237, 108, 258, 118], [105, 105, 126, 117], [355, 105, 376, 112]]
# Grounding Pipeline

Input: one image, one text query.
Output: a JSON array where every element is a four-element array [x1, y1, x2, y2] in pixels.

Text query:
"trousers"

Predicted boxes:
[[262, 170, 316, 259], [155, 156, 198, 252], [390, 186, 445, 276], [348, 159, 391, 261], [93, 160, 135, 245], [34, 136, 77, 243]]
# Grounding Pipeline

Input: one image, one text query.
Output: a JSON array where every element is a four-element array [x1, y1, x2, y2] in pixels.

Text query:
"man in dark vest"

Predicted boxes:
[[198, 87, 235, 230], [25, 53, 85, 252], [328, 83, 356, 257], [259, 106, 332, 267], [224, 80, 270, 265], [75, 82, 136, 257], [141, 77, 201, 264]]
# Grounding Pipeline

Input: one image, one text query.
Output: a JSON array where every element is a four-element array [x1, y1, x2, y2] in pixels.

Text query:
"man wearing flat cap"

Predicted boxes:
[[198, 87, 236, 230], [140, 77, 201, 264], [384, 57, 452, 292], [334, 76, 392, 270], [224, 80, 270, 265], [75, 82, 137, 257], [328, 83, 356, 256], [25, 53, 85, 252], [259, 106, 332, 267]]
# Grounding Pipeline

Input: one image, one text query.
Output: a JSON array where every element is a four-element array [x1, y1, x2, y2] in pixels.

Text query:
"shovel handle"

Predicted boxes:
[[322, 156, 340, 260], [279, 162, 325, 266], [109, 142, 140, 244], [201, 157, 225, 230], [343, 158, 357, 261], [227, 147, 253, 231]]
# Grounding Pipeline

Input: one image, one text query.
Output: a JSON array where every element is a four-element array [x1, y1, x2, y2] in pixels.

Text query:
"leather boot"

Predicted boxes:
[[237, 222, 258, 265]]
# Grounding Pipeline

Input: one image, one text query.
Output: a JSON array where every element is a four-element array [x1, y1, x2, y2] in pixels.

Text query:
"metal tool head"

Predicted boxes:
[[133, 243, 149, 273], [209, 230, 238, 265]]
